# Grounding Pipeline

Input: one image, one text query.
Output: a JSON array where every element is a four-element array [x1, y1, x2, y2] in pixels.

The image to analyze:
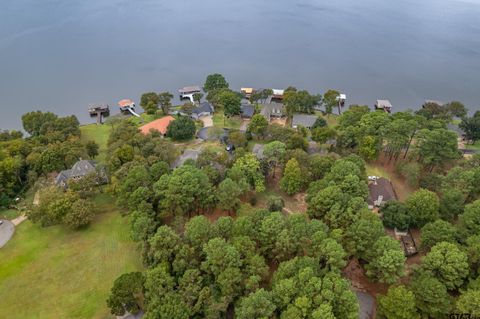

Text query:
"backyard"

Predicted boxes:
[[80, 124, 112, 163], [0, 194, 142, 319]]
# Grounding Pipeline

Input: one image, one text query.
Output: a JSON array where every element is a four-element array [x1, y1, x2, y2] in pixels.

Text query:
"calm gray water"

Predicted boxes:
[[1, 0, 480, 130]]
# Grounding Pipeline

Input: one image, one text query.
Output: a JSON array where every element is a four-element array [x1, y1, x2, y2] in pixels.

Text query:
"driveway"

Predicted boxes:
[[199, 115, 213, 127], [239, 119, 249, 132], [356, 291, 375, 319], [0, 220, 15, 248]]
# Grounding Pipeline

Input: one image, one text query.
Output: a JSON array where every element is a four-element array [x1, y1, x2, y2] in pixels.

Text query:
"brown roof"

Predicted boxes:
[[140, 116, 175, 135], [367, 177, 397, 205]]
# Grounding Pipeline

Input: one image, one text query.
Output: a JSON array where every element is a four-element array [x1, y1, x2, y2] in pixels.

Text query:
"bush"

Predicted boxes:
[[63, 199, 96, 229], [266, 195, 284, 212], [166, 116, 196, 140]]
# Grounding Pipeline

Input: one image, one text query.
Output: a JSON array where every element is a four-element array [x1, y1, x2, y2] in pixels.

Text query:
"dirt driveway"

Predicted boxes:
[[199, 115, 213, 127]]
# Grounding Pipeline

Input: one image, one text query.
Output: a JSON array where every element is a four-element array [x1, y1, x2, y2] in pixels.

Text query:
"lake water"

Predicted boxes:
[[1, 0, 480, 130]]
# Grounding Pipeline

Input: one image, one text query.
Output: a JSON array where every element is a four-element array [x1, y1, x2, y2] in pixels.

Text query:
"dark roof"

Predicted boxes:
[[55, 160, 97, 185], [241, 104, 255, 118], [260, 103, 284, 120], [192, 102, 214, 115], [292, 114, 318, 128], [367, 177, 397, 205]]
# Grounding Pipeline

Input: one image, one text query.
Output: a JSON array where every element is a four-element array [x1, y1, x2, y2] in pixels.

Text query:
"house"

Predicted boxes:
[[55, 160, 104, 188], [139, 116, 175, 136], [260, 103, 284, 121], [291, 114, 318, 129], [241, 88, 255, 99], [191, 102, 214, 120], [241, 104, 255, 118], [375, 99, 393, 113], [367, 177, 397, 209], [252, 144, 265, 159]]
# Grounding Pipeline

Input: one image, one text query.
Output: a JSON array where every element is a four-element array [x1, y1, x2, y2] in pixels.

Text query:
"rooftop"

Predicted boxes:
[[367, 177, 397, 205], [241, 104, 255, 118], [375, 100, 392, 109], [118, 99, 135, 108], [179, 86, 201, 94], [139, 116, 175, 135], [292, 114, 318, 128], [192, 102, 214, 115]]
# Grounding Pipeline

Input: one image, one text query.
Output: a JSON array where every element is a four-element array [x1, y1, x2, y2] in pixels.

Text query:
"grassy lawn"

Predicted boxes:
[[366, 164, 392, 180], [366, 163, 414, 201], [0, 208, 20, 220], [0, 194, 142, 319], [465, 140, 480, 151], [212, 113, 241, 129], [80, 124, 112, 163], [128, 113, 158, 126]]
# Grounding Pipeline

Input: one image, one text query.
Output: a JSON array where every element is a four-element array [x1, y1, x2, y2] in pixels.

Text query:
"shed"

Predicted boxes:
[[292, 114, 318, 129], [367, 177, 397, 208], [375, 99, 393, 113]]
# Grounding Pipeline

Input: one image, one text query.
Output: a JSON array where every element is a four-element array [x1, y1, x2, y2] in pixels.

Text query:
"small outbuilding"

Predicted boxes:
[[291, 114, 318, 129], [367, 177, 397, 209], [241, 104, 255, 118], [139, 116, 175, 136], [375, 99, 393, 113]]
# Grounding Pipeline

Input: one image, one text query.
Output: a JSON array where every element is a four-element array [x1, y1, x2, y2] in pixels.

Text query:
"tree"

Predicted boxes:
[[180, 102, 195, 115], [166, 116, 196, 140], [266, 195, 284, 212], [358, 135, 379, 161], [248, 114, 268, 138], [228, 130, 247, 148], [323, 89, 340, 114], [263, 141, 286, 177], [414, 128, 460, 171], [21, 111, 58, 136], [216, 178, 247, 213], [460, 112, 480, 142], [458, 200, 480, 237], [107, 272, 145, 316], [140, 92, 159, 114], [312, 117, 327, 128], [365, 236, 406, 284], [346, 211, 384, 259], [85, 140, 99, 159], [203, 73, 229, 92], [456, 289, 480, 316], [311, 127, 336, 144], [283, 90, 320, 115], [286, 133, 308, 151], [380, 201, 411, 231], [229, 153, 265, 192], [236, 289, 276, 319], [309, 155, 335, 181], [193, 92, 204, 104], [409, 273, 452, 318], [217, 90, 241, 116], [158, 92, 174, 115], [439, 188, 465, 221], [63, 199, 95, 229], [280, 159, 302, 195], [405, 189, 440, 227], [377, 286, 419, 319], [445, 101, 468, 118], [421, 242, 469, 290], [420, 220, 457, 250]]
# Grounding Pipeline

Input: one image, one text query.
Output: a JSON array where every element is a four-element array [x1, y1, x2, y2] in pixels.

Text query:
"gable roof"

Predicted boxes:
[[179, 86, 201, 94], [376, 100, 393, 109], [140, 116, 175, 135], [241, 104, 255, 118], [260, 103, 284, 120], [292, 114, 318, 128], [367, 177, 397, 205], [55, 160, 98, 185], [192, 102, 214, 115]]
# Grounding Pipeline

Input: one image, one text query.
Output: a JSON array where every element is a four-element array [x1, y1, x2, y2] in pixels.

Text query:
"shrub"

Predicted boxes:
[[266, 195, 284, 212]]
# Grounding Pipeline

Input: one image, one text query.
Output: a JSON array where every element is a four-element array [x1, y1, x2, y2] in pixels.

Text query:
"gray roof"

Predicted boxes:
[[241, 104, 255, 118], [292, 114, 318, 128], [192, 102, 214, 115], [55, 160, 97, 185], [260, 103, 284, 120], [375, 99, 393, 109], [367, 177, 397, 205]]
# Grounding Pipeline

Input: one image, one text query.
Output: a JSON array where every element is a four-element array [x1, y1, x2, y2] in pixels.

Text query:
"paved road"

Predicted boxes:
[[356, 291, 375, 319], [0, 219, 15, 248]]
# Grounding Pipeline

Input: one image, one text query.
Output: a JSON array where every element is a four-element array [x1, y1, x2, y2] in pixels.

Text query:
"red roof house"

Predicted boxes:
[[139, 116, 175, 135]]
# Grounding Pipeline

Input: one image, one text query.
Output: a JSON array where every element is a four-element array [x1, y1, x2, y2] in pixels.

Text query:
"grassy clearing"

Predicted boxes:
[[465, 140, 480, 151], [366, 164, 392, 180], [0, 194, 142, 319], [128, 113, 158, 126], [0, 209, 19, 220], [80, 124, 112, 163], [212, 113, 241, 129]]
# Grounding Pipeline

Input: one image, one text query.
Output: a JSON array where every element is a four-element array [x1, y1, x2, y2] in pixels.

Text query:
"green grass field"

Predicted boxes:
[[0, 195, 142, 319], [80, 124, 112, 163], [212, 113, 242, 129]]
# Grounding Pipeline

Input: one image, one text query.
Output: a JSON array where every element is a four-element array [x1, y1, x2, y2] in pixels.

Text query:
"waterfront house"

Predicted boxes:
[[139, 116, 175, 136], [55, 160, 105, 188], [191, 102, 214, 120], [291, 114, 318, 129], [241, 88, 255, 99]]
